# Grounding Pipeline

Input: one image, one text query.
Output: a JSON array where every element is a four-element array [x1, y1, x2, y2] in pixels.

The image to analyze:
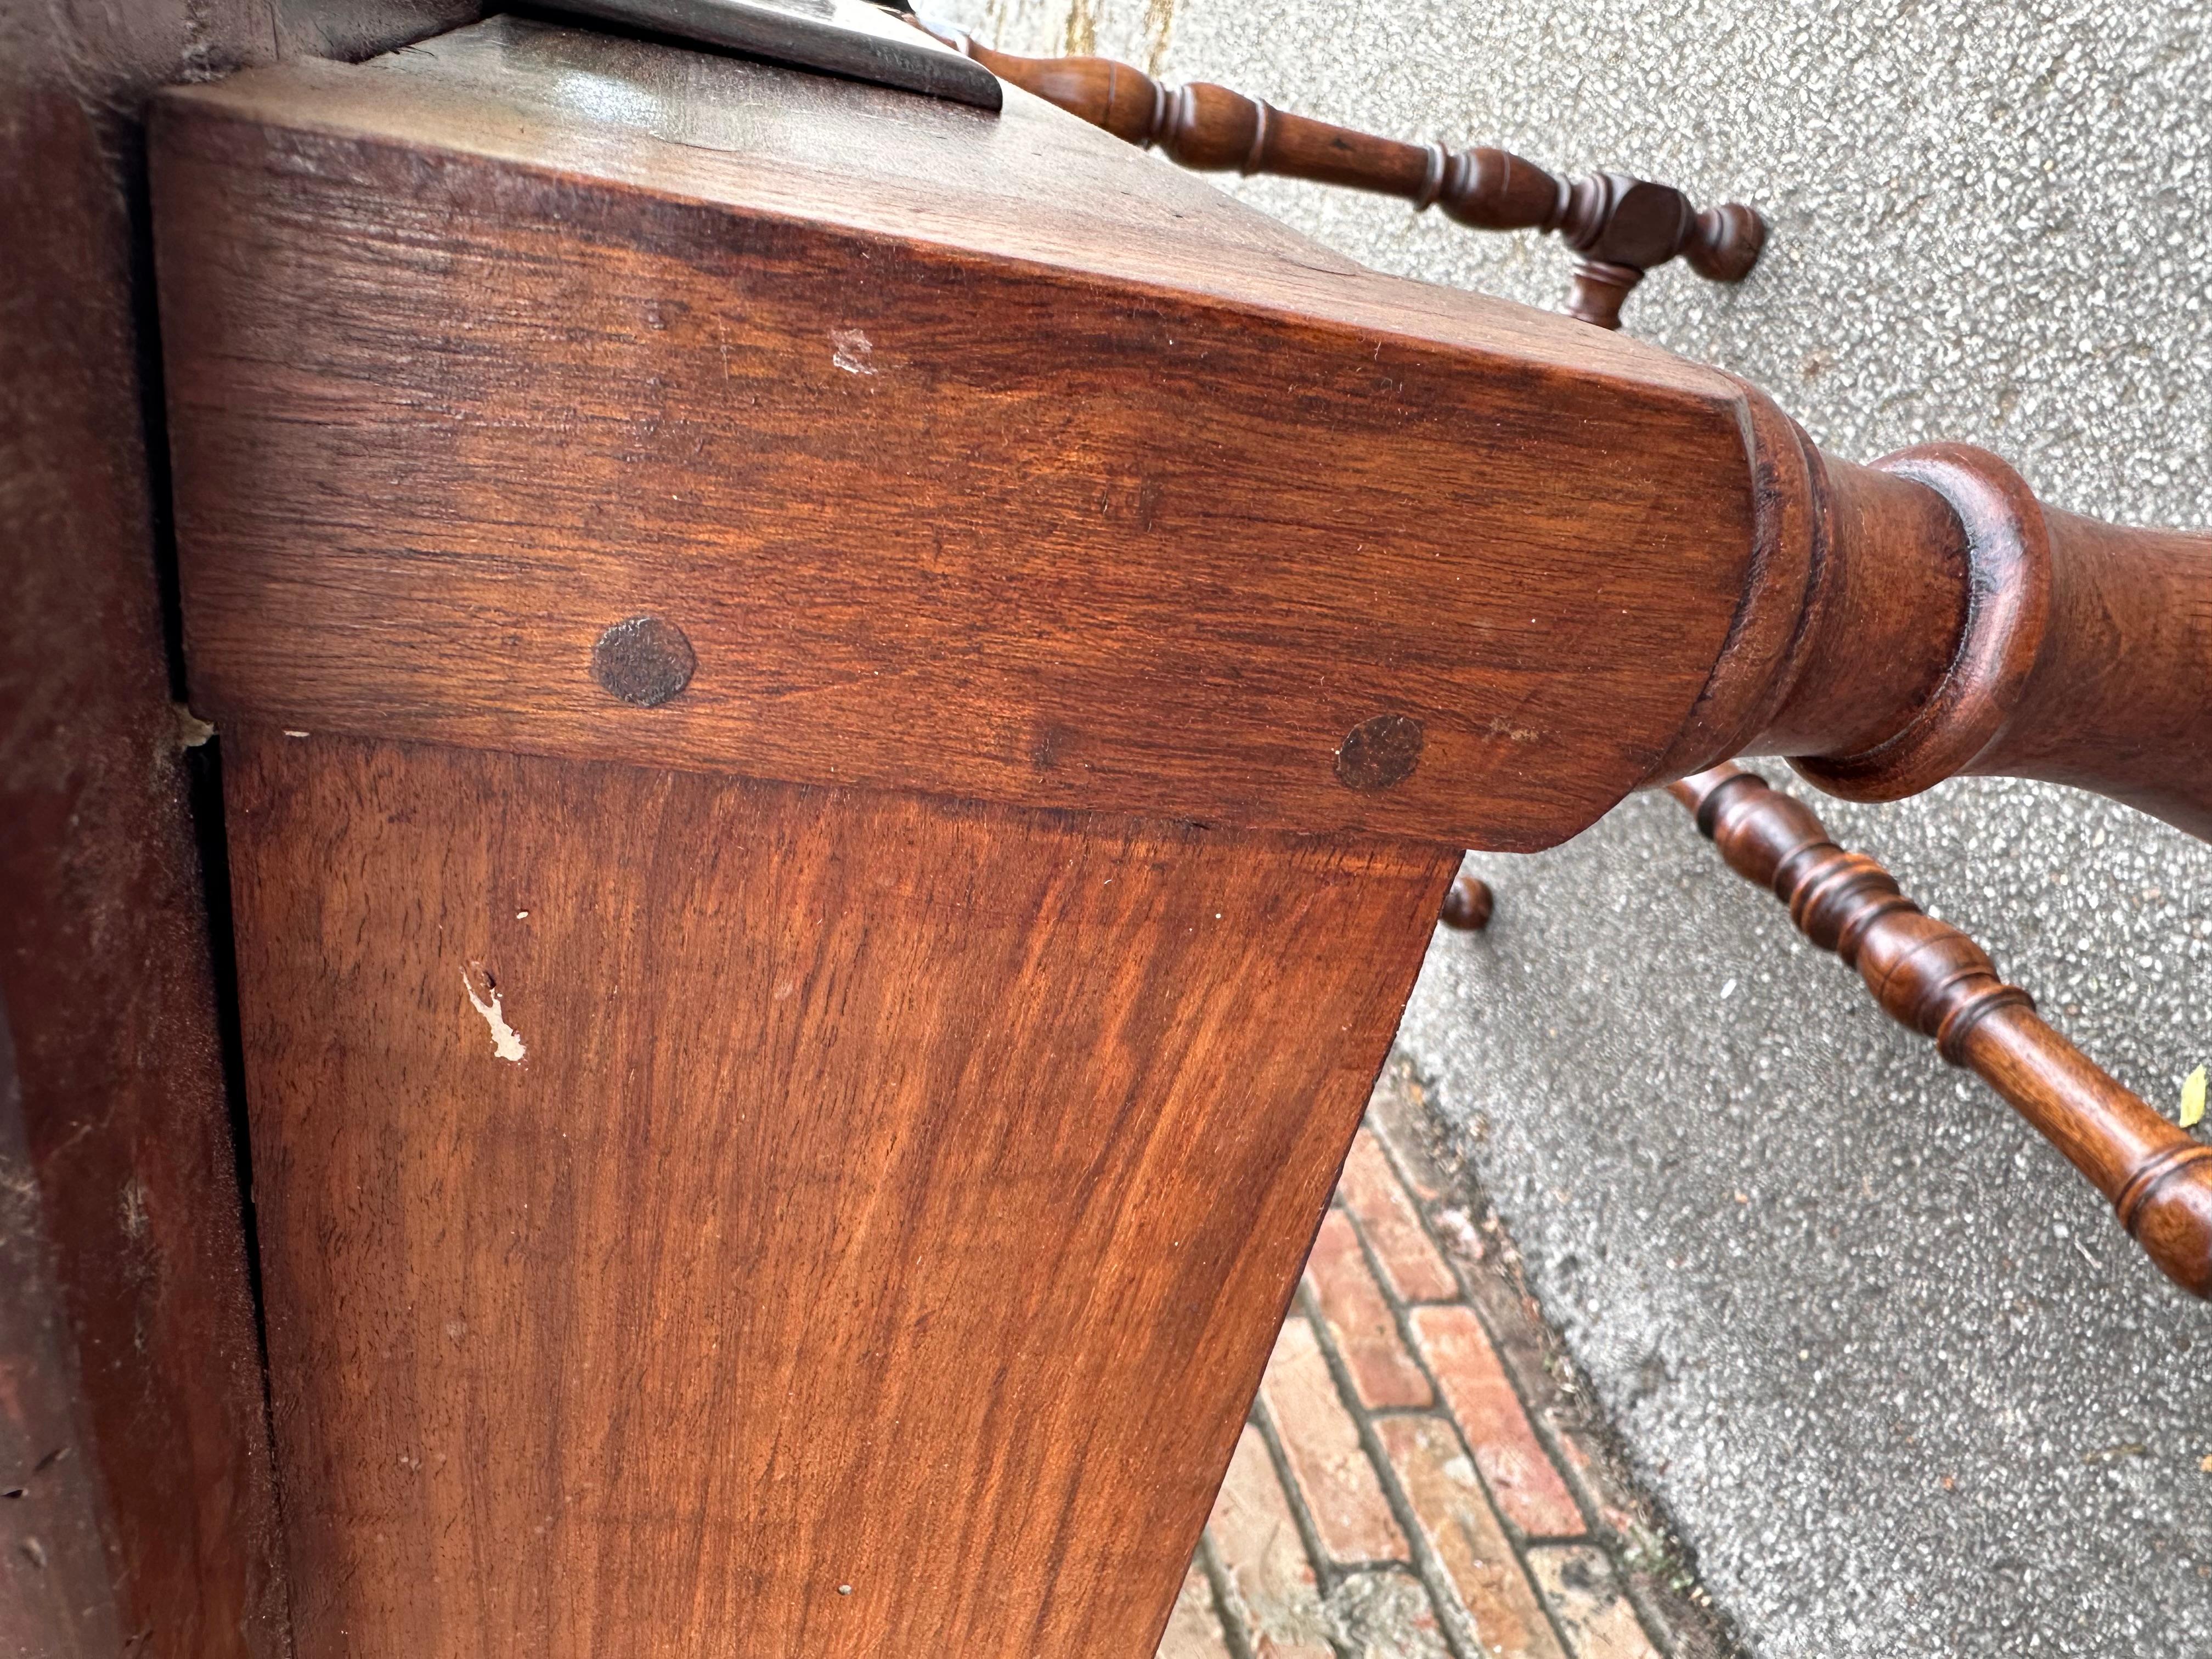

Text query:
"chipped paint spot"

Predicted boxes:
[[120, 1177, 149, 1239], [830, 328, 876, 375], [462, 964, 527, 1064], [283, 729, 311, 738], [173, 704, 216, 748]]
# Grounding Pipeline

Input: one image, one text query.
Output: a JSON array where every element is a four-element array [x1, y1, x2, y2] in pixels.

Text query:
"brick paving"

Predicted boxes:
[[1159, 1060, 1741, 1659]]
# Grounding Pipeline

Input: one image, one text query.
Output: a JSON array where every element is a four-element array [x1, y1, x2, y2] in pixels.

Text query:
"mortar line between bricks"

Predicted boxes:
[[1363, 1095, 1687, 1657], [1335, 1196, 1576, 1551], [1194, 1527, 1258, 1659], [1356, 1127, 1594, 1511], [1293, 1277, 1481, 1659], [1246, 1391, 1361, 1651], [1610, 1552, 1689, 1655], [1355, 1121, 1616, 1542], [1338, 1208, 1603, 1659], [1350, 1120, 1701, 1659]]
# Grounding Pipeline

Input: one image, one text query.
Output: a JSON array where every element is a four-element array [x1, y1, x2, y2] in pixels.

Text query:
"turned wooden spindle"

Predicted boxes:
[[919, 25, 1765, 329], [1671, 764, 2212, 1297]]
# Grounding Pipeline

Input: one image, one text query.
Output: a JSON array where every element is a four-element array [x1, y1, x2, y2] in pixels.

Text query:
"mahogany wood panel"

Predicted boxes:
[[151, 16, 1765, 855], [1674, 765, 2212, 1297], [1, 0, 481, 1650], [221, 726, 1457, 1656], [1, 1018, 126, 1658]]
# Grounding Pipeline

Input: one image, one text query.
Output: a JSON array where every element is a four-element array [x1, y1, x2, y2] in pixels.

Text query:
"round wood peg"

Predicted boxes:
[[591, 616, 695, 707], [1334, 713, 1424, 792]]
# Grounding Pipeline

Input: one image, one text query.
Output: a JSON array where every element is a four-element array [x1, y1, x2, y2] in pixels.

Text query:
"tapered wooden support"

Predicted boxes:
[[923, 25, 1765, 328], [1672, 765, 2212, 1297], [219, 730, 1451, 1653]]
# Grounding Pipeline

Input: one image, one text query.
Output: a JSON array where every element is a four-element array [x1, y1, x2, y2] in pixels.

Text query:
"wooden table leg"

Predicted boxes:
[[222, 730, 1453, 1655]]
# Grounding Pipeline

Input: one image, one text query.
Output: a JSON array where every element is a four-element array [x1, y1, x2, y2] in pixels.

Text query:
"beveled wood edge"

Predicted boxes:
[[148, 20, 1739, 400], [226, 720, 1478, 873], [151, 48, 1774, 853], [1646, 381, 1829, 779]]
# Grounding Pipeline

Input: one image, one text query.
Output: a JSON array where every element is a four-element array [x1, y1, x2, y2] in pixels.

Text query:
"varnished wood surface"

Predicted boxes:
[[1767, 445, 2212, 837], [1650, 418, 2212, 839], [1917, 472, 2212, 832], [223, 727, 1456, 1655], [1674, 765, 2212, 1297], [1, 1022, 126, 1658], [153, 16, 1764, 855], [134, 18, 2212, 1655], [155, 18, 2212, 849], [1, 0, 489, 1649]]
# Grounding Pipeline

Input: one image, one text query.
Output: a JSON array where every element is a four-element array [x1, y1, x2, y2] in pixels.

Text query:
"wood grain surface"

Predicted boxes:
[[1, 1022, 126, 1659], [153, 16, 1763, 854], [1, 0, 481, 1650], [222, 727, 1455, 1656]]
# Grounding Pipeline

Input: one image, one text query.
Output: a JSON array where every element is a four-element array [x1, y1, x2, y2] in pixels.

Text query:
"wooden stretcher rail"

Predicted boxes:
[[1673, 765, 2212, 1298], [922, 24, 1768, 328]]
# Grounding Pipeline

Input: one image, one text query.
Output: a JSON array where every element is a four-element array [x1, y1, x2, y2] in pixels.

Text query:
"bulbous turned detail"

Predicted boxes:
[[1439, 873, 1494, 931], [922, 24, 1767, 330], [1677, 767, 2035, 1057], [1643, 387, 2212, 842], [1791, 444, 2055, 805], [1672, 764, 2212, 1298]]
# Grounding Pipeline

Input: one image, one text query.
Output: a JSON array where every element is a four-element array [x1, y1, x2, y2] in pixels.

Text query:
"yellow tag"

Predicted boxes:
[[2180, 1065, 2206, 1130]]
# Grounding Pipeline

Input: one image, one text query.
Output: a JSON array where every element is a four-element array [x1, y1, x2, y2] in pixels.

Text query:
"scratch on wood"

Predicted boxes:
[[462, 963, 527, 1063], [830, 328, 876, 375]]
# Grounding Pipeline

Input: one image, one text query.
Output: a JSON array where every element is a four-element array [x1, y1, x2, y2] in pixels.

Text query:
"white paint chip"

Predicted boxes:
[[462, 966, 528, 1064], [174, 705, 216, 748], [830, 328, 876, 375]]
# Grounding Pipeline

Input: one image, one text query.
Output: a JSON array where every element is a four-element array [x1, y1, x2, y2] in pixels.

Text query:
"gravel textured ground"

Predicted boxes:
[[926, 2, 2212, 1651], [1403, 785, 2212, 1658]]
